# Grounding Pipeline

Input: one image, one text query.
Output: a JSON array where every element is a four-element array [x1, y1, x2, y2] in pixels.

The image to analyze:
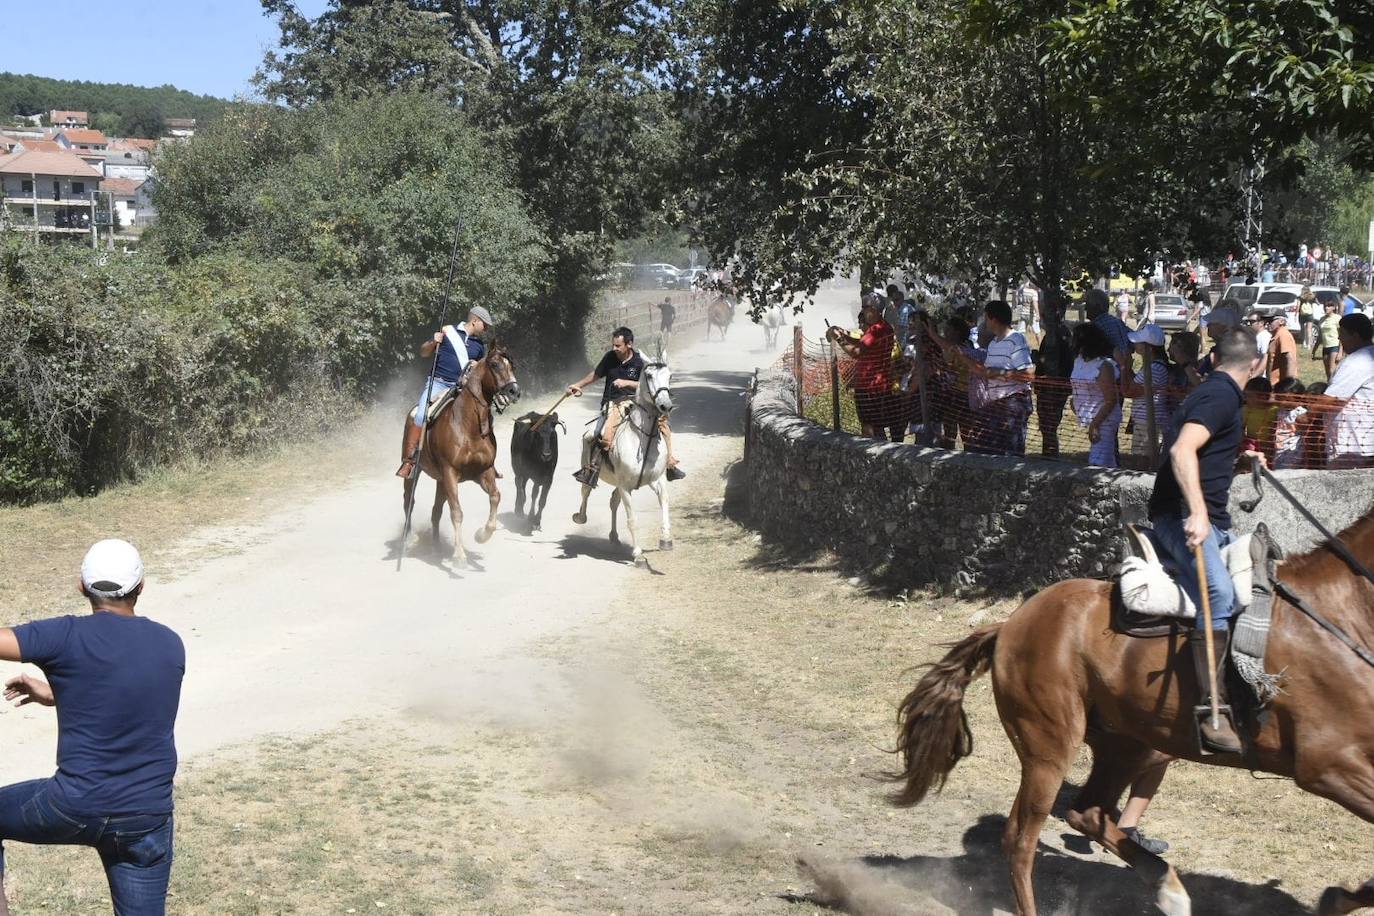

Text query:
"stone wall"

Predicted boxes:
[[743, 371, 1374, 593]]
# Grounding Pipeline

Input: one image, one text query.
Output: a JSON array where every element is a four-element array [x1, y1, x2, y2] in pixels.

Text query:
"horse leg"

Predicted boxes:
[[652, 478, 672, 550], [430, 479, 445, 546], [620, 486, 644, 562], [442, 467, 466, 564], [1303, 760, 1374, 915], [474, 467, 499, 544], [1066, 736, 1189, 916], [608, 488, 621, 545]]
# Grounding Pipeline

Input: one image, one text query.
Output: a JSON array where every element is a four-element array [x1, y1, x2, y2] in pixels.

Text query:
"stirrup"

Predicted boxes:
[[1193, 704, 1242, 755], [666, 466, 686, 481], [573, 466, 599, 488]]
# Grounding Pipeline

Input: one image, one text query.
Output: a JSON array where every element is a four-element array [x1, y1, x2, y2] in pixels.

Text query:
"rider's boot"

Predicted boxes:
[[1190, 627, 1243, 754], [659, 416, 687, 481], [395, 419, 423, 478], [573, 451, 601, 488]]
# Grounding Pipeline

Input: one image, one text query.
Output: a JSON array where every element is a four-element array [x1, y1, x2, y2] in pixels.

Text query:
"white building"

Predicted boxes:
[[0, 149, 103, 240]]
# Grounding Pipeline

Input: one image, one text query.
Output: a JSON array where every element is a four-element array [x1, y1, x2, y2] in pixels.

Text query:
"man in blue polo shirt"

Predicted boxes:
[[0, 538, 184, 915], [396, 306, 493, 477], [1148, 328, 1264, 753]]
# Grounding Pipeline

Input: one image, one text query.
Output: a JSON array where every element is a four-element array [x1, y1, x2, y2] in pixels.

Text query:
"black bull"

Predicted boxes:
[[511, 411, 564, 531]]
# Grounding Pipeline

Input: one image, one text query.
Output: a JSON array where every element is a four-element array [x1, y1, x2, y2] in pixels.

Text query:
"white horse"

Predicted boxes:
[[761, 304, 787, 349], [571, 362, 674, 563]]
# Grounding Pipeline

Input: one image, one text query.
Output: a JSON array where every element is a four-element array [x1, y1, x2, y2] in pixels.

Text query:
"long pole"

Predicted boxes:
[[828, 340, 842, 430], [912, 321, 934, 446], [1194, 544, 1222, 730], [398, 218, 464, 571], [529, 391, 571, 434]]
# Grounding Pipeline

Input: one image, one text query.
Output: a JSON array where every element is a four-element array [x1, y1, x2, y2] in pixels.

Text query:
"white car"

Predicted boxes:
[[1143, 293, 1190, 330], [1222, 282, 1339, 331]]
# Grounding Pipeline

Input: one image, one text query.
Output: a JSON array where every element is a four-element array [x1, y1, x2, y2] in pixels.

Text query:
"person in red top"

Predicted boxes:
[[828, 294, 897, 439]]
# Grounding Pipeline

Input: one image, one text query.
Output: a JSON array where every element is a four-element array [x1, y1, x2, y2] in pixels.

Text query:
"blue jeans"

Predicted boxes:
[[0, 779, 173, 915], [413, 379, 456, 424], [1149, 515, 1235, 631]]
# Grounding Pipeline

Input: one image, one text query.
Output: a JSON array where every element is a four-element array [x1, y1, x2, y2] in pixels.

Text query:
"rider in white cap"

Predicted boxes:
[[0, 539, 184, 914], [397, 306, 494, 478]]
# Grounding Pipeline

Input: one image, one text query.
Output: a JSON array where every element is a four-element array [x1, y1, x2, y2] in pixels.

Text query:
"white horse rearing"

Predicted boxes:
[[571, 362, 674, 563]]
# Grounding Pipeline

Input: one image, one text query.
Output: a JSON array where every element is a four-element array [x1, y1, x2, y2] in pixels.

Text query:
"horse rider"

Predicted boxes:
[[567, 325, 685, 486], [1147, 325, 1265, 753], [396, 306, 494, 478]]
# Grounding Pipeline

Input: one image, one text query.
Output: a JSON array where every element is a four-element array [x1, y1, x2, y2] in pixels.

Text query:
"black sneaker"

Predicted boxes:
[[1121, 826, 1169, 855], [572, 467, 598, 487], [666, 466, 686, 481]]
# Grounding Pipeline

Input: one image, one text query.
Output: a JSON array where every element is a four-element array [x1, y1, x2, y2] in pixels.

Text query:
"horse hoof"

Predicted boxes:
[[1156, 869, 1192, 916], [572, 512, 587, 525], [475, 529, 492, 545], [659, 539, 673, 551], [609, 531, 620, 545], [1316, 887, 1350, 916], [633, 554, 647, 566]]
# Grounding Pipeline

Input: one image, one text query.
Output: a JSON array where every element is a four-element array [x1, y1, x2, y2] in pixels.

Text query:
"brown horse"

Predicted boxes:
[[891, 512, 1374, 915], [706, 297, 734, 341], [402, 348, 520, 565]]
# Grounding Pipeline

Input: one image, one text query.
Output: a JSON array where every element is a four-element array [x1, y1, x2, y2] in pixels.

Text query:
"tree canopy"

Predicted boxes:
[[0, 72, 226, 137]]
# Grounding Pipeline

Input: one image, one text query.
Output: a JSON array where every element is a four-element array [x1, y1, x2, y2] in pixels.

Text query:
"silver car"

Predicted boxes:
[[1145, 293, 1190, 330]]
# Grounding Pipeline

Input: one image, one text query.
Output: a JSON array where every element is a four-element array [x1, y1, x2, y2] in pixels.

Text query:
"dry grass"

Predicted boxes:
[[0, 409, 393, 625], [4, 419, 1369, 915]]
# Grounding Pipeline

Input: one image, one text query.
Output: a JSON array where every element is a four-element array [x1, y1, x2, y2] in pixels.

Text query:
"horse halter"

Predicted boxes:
[[485, 351, 521, 414], [641, 362, 674, 416]]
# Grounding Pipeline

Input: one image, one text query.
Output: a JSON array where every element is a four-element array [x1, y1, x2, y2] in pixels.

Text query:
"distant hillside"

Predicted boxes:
[[0, 72, 227, 138]]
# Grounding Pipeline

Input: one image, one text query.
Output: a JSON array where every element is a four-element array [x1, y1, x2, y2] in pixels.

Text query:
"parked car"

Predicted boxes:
[[1143, 293, 1190, 330], [632, 263, 681, 289], [676, 266, 707, 289], [1222, 282, 1339, 331]]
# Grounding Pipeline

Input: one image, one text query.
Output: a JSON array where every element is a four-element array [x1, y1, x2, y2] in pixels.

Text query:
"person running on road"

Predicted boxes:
[[0, 539, 184, 916]]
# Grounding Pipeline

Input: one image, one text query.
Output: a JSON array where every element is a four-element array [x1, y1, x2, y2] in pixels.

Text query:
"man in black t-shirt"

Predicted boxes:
[[566, 326, 685, 486], [1147, 327, 1264, 753], [657, 297, 676, 333]]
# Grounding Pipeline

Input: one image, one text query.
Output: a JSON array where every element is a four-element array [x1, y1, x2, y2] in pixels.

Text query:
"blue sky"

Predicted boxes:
[[5, 1, 331, 99]]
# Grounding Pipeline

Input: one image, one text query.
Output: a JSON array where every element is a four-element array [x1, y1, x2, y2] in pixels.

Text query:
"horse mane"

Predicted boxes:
[[1283, 503, 1374, 576]]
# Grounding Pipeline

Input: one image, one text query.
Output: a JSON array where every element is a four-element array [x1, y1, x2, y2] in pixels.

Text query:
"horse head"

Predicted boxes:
[[639, 362, 674, 418], [483, 345, 522, 414]]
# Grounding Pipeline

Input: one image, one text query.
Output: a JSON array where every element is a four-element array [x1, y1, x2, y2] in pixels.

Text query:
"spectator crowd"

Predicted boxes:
[[814, 280, 1374, 472]]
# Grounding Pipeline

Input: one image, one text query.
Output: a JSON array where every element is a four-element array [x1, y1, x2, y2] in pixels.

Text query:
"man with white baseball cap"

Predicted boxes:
[[0, 538, 184, 915]]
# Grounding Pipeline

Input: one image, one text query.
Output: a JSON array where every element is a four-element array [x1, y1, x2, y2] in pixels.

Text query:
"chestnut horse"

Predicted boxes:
[[891, 510, 1374, 915], [706, 297, 734, 341], [402, 348, 520, 565]]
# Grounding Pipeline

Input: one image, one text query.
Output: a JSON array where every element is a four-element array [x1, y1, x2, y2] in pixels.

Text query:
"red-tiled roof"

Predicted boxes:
[[58, 129, 108, 145], [18, 139, 64, 153], [163, 118, 196, 129], [0, 149, 103, 179], [49, 110, 88, 124], [109, 138, 159, 154], [101, 177, 144, 196]]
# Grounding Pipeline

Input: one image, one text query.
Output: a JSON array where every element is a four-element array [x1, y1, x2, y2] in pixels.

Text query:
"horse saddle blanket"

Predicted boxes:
[[1117, 524, 1253, 621], [426, 386, 459, 425]]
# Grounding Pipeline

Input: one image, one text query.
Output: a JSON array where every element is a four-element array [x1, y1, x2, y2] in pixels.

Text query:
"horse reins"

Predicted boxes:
[[1243, 464, 1374, 670]]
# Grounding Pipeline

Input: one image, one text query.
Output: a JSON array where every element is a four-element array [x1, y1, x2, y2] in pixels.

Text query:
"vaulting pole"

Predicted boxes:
[[1194, 544, 1222, 730]]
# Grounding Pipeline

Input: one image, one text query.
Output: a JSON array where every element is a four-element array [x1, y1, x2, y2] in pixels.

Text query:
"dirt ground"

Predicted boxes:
[[2, 292, 1371, 914]]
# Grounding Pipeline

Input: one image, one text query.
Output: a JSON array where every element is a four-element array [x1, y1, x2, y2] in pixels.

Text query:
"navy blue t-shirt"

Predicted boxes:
[[1148, 371, 1245, 529], [434, 327, 486, 383], [13, 613, 185, 816], [595, 349, 646, 404]]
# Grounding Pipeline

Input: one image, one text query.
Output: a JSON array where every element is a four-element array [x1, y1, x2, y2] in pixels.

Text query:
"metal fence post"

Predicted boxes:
[[912, 321, 934, 446], [793, 324, 804, 417], [828, 340, 842, 430]]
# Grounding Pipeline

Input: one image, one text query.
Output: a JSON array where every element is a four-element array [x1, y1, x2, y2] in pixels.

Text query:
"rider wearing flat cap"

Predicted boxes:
[[397, 306, 494, 478]]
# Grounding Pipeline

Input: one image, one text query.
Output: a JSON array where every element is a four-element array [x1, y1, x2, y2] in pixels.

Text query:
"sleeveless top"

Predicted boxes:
[[1071, 356, 1120, 426]]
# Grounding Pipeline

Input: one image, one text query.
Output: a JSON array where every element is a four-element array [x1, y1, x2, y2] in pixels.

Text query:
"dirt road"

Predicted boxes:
[[0, 292, 851, 783], [6, 289, 1371, 915]]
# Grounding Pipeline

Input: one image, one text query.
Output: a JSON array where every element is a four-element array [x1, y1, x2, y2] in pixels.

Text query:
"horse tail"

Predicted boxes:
[[889, 624, 1001, 807]]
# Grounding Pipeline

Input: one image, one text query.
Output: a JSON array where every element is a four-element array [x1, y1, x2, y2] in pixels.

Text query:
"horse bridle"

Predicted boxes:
[[1243, 465, 1374, 671], [483, 352, 519, 414]]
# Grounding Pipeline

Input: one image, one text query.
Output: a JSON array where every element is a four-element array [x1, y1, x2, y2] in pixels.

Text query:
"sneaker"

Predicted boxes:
[[1121, 826, 1169, 855], [666, 466, 686, 482], [572, 467, 598, 487]]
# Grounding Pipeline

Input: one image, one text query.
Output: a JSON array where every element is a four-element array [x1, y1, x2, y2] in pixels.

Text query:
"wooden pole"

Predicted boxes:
[[793, 324, 804, 417], [828, 340, 842, 430], [1194, 544, 1222, 730], [912, 321, 934, 446], [529, 391, 571, 433]]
